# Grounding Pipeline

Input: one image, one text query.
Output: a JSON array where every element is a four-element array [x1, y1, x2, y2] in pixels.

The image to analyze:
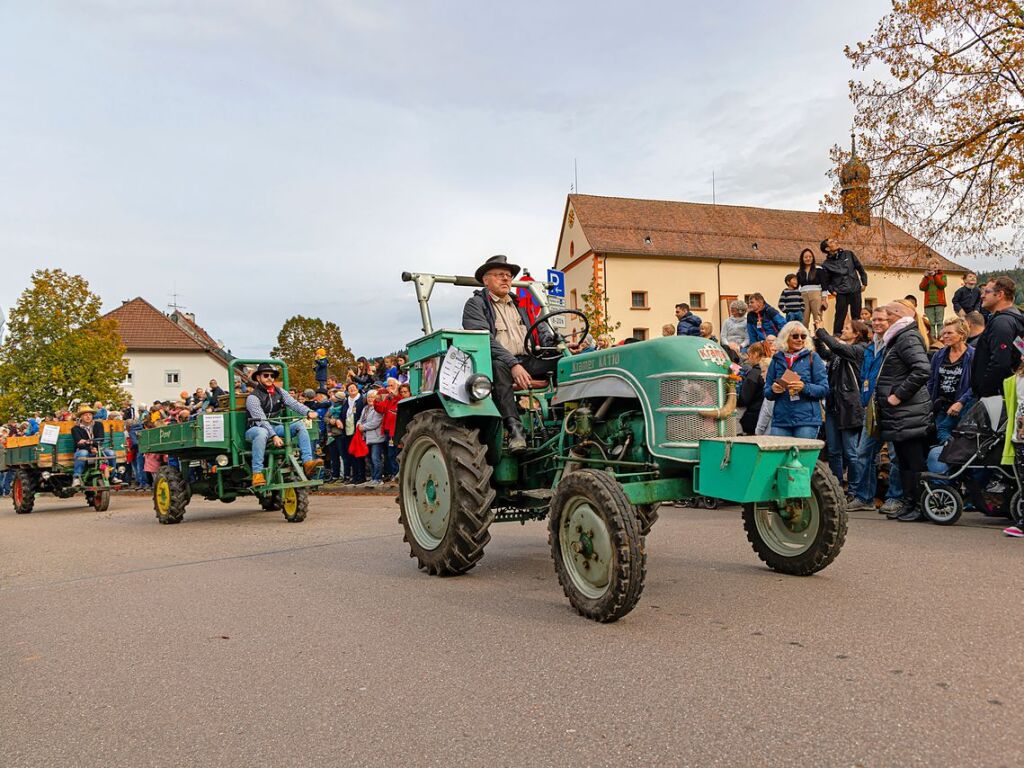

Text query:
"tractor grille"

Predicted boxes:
[[665, 412, 738, 443], [660, 378, 719, 408]]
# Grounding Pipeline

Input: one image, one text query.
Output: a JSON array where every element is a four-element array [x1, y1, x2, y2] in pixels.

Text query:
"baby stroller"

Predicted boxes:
[[919, 396, 1020, 525]]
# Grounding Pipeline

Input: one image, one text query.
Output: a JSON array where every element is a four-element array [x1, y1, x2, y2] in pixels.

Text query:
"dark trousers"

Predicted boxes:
[[339, 433, 365, 483], [492, 355, 559, 421], [327, 435, 343, 479], [832, 291, 863, 334], [893, 436, 928, 506]]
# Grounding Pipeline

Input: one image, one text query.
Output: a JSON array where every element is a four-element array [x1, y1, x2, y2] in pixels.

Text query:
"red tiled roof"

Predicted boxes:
[[567, 194, 965, 272], [103, 298, 211, 352], [171, 311, 220, 348]]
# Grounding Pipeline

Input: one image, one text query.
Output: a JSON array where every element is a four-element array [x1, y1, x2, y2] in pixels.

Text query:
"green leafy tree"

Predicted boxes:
[[270, 315, 355, 392], [579, 277, 621, 342], [0, 269, 127, 420]]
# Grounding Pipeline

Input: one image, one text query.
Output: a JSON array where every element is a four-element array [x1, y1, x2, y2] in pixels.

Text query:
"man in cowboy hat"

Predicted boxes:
[[71, 404, 116, 487], [462, 254, 558, 452], [245, 362, 323, 486]]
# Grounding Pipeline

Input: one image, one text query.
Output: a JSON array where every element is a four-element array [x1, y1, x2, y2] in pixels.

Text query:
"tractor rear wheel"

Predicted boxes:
[[742, 461, 847, 576], [549, 469, 646, 622], [12, 470, 36, 514], [153, 466, 189, 524], [280, 487, 309, 523], [397, 410, 495, 575]]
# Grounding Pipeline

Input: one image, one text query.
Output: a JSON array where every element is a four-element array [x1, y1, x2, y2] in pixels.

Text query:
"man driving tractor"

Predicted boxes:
[[462, 254, 557, 453], [245, 363, 323, 486], [71, 404, 116, 487]]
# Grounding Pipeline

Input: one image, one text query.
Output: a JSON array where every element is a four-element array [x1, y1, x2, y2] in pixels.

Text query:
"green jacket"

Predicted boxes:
[[1001, 374, 1018, 465]]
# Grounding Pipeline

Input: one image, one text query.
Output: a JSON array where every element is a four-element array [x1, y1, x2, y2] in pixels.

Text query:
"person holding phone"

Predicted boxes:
[[763, 321, 829, 439]]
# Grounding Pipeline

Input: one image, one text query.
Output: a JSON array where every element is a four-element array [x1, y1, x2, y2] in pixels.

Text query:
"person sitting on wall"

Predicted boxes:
[[462, 254, 557, 453], [245, 363, 323, 487], [71, 404, 116, 487]]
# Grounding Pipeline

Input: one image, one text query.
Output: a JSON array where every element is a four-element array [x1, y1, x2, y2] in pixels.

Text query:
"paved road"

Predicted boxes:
[[2, 492, 1021, 767]]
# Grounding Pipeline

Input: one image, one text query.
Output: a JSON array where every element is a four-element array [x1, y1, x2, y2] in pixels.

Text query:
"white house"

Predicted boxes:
[[103, 298, 230, 406]]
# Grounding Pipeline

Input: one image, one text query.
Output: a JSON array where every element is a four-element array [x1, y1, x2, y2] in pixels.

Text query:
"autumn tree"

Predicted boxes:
[[0, 269, 127, 420], [579, 277, 621, 341], [270, 315, 355, 392], [842, 0, 1024, 255]]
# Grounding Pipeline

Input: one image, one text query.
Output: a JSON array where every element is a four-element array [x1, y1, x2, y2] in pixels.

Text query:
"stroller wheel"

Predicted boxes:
[[1010, 492, 1024, 528], [920, 485, 964, 526]]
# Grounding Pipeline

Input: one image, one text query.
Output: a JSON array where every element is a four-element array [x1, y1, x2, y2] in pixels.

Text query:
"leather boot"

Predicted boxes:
[[505, 418, 528, 453]]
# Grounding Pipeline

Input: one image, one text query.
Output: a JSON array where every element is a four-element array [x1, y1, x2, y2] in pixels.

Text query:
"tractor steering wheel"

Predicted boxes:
[[525, 309, 590, 360]]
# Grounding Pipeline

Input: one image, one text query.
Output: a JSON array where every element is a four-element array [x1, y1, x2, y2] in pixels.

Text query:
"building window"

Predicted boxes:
[[569, 241, 574, 258], [632, 328, 648, 341], [631, 291, 648, 309], [570, 289, 578, 310], [165, 371, 180, 386], [865, 298, 876, 311], [689, 292, 706, 310], [124, 371, 134, 385]]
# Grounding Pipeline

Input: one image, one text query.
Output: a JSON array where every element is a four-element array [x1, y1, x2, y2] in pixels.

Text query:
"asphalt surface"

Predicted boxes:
[[2, 491, 1022, 768]]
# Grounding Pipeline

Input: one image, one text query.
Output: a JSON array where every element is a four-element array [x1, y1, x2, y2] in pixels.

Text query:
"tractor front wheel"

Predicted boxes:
[[549, 469, 646, 622], [92, 478, 110, 512], [12, 470, 36, 514], [742, 461, 847, 575], [153, 466, 189, 524], [397, 410, 495, 575], [280, 487, 309, 523]]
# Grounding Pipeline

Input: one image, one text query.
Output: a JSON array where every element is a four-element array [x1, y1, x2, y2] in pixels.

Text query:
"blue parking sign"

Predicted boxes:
[[546, 269, 565, 297]]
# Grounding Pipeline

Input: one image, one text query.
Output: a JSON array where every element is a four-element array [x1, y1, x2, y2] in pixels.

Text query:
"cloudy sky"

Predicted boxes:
[[1, 1, 1010, 356]]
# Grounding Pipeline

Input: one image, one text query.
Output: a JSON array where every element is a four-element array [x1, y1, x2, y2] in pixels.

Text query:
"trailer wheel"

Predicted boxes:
[[12, 470, 36, 514], [397, 409, 495, 575], [920, 484, 963, 526], [742, 461, 847, 576], [280, 487, 308, 523], [153, 466, 189, 524], [549, 468, 646, 622]]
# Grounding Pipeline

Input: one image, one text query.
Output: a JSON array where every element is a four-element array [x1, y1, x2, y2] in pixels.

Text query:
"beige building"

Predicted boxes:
[[552, 194, 967, 341], [103, 298, 230, 406]]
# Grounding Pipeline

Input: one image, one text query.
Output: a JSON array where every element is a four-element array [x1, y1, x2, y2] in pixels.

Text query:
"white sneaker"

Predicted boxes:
[[72, 477, 82, 488], [1003, 525, 1024, 538]]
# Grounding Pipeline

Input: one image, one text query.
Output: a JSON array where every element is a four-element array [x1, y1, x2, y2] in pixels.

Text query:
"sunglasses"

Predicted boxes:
[[791, 333, 807, 340]]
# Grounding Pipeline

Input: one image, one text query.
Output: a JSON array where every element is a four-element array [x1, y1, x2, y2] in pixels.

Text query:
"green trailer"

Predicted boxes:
[[137, 359, 321, 524], [394, 271, 848, 622], [1, 422, 126, 513]]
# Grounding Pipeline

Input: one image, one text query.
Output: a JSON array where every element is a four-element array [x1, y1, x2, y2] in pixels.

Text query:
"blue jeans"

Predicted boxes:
[[385, 440, 399, 478], [824, 415, 861, 487], [769, 425, 820, 439], [369, 442, 384, 482], [74, 448, 115, 477], [0, 470, 12, 495], [785, 311, 804, 323], [245, 423, 312, 474], [935, 412, 962, 444], [134, 450, 148, 487], [851, 428, 902, 502]]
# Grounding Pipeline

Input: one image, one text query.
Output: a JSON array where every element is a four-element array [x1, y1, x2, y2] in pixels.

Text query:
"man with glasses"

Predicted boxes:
[[463, 254, 557, 453], [971, 276, 1024, 398], [245, 363, 322, 487]]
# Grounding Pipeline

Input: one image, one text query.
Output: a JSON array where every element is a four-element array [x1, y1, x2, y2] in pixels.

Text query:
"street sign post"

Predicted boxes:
[[546, 269, 565, 298], [547, 293, 566, 327]]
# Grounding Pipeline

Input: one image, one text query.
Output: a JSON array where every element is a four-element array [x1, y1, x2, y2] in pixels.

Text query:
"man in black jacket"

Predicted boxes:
[[819, 238, 868, 334], [971, 276, 1024, 397], [71, 405, 115, 487], [463, 255, 557, 452]]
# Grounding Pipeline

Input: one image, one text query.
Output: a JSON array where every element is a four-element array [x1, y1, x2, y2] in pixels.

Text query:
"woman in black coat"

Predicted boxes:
[[814, 322, 869, 488], [738, 341, 768, 435], [876, 301, 932, 521]]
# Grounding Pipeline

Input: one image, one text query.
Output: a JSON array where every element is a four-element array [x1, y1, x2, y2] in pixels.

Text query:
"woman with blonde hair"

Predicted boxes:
[[763, 321, 828, 438], [927, 317, 974, 442], [876, 301, 932, 521]]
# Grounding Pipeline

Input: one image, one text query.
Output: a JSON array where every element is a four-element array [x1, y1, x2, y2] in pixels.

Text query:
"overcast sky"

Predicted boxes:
[[1, 1, 1014, 357]]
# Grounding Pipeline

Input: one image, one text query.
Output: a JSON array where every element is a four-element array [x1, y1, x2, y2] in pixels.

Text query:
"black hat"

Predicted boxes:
[[251, 363, 280, 382], [474, 254, 521, 285]]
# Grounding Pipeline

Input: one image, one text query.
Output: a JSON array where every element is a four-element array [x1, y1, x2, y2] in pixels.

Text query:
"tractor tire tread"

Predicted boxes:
[[154, 465, 189, 525], [397, 410, 495, 576], [12, 470, 36, 514]]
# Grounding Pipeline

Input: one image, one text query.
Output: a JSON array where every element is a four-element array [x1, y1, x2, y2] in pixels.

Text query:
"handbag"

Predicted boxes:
[[349, 428, 369, 458], [865, 397, 881, 439]]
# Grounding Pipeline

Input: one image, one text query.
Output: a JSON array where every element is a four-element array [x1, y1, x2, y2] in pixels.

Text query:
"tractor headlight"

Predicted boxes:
[[466, 374, 492, 401], [215, 454, 229, 467]]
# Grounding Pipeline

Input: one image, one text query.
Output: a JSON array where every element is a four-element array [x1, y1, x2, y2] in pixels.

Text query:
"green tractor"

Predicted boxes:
[[1, 421, 125, 513], [395, 272, 847, 622], [137, 359, 321, 524]]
